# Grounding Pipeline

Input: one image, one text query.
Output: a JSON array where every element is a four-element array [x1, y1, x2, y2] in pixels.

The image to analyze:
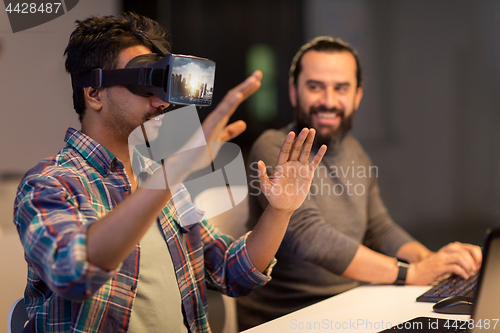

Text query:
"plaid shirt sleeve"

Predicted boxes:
[[199, 219, 276, 297], [14, 168, 116, 302]]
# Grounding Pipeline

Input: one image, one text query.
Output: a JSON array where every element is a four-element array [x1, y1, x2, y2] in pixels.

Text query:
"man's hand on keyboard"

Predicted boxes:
[[406, 242, 482, 285]]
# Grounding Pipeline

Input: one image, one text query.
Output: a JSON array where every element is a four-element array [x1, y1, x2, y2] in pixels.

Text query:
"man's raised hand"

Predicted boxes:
[[257, 128, 327, 212]]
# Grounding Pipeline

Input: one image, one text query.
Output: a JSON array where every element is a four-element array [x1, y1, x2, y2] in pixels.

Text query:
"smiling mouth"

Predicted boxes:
[[312, 111, 342, 126], [315, 112, 338, 119], [147, 113, 165, 121]]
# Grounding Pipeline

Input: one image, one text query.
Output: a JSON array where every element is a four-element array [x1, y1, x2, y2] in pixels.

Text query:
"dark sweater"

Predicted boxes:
[[238, 124, 414, 329]]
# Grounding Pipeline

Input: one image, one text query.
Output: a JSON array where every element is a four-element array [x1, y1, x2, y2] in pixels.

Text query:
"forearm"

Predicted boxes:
[[87, 186, 171, 271], [86, 153, 198, 271], [246, 205, 293, 273], [396, 241, 433, 263], [342, 245, 400, 284]]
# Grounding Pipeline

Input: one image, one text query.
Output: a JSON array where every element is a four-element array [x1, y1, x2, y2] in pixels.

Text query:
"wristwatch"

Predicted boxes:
[[394, 258, 409, 285]]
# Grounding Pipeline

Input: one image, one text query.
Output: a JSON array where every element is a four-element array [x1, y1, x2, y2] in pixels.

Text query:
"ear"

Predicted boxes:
[[354, 86, 363, 110], [83, 87, 103, 111], [289, 83, 297, 108]]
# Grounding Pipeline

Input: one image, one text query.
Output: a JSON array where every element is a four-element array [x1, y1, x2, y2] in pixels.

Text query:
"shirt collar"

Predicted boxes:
[[64, 128, 202, 230], [64, 128, 117, 176]]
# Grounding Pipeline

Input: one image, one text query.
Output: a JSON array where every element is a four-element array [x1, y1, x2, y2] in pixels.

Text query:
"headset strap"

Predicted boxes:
[[71, 68, 165, 89]]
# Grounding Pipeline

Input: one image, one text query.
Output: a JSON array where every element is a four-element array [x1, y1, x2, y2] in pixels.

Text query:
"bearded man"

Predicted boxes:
[[237, 36, 482, 330]]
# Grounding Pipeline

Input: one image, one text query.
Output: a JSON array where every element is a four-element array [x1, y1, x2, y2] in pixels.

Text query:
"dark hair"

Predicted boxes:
[[64, 12, 171, 122], [289, 36, 362, 88]]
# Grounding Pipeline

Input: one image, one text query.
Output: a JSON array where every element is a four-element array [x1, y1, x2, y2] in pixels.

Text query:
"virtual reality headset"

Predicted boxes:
[[71, 37, 216, 107]]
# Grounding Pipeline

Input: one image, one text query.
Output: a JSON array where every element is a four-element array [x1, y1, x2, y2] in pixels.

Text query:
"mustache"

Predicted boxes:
[[143, 107, 167, 121], [143, 103, 187, 121]]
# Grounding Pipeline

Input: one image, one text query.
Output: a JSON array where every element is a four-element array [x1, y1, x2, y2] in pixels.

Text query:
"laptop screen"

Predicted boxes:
[[470, 229, 500, 332]]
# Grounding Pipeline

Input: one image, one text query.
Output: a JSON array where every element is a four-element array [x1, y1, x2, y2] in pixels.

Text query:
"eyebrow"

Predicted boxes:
[[305, 80, 351, 88], [305, 80, 324, 86]]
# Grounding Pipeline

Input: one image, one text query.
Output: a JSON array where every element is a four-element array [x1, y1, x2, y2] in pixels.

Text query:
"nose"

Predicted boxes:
[[151, 95, 169, 110], [320, 87, 340, 110]]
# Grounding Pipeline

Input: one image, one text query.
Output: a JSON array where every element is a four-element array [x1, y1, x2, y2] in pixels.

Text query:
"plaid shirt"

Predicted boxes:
[[14, 128, 273, 333]]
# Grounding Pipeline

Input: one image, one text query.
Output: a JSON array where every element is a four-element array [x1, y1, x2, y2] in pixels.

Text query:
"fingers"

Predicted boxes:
[[461, 243, 482, 269], [440, 263, 469, 280], [202, 71, 262, 141], [415, 250, 478, 284], [444, 252, 476, 278], [238, 70, 263, 99], [391, 240, 480, 286], [211, 70, 262, 120], [410, 254, 469, 285], [277, 128, 322, 162], [434, 251, 475, 278], [257, 160, 271, 193], [309, 145, 327, 171], [276, 132, 296, 166], [219, 120, 247, 142], [289, 128, 310, 161], [438, 242, 481, 275], [297, 129, 316, 163]]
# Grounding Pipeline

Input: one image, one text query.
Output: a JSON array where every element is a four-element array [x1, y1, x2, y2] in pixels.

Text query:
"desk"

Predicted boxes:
[[243, 285, 470, 332]]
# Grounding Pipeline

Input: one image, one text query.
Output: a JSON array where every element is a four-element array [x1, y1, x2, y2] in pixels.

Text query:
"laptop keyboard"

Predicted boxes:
[[416, 273, 478, 302]]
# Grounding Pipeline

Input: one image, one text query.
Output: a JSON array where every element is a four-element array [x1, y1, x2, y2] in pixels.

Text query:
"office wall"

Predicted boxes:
[[305, 0, 500, 247], [0, 1, 120, 227], [0, 1, 120, 176]]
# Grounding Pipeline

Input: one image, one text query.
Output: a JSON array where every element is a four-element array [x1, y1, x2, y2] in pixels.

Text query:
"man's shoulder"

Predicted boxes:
[[20, 147, 87, 187], [252, 126, 290, 150], [247, 125, 293, 169]]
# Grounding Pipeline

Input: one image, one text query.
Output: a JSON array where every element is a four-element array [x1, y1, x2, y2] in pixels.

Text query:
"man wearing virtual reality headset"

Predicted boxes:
[[13, 12, 326, 332], [71, 31, 216, 108]]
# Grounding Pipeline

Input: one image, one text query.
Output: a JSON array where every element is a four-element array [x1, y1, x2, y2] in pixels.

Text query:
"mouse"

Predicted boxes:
[[433, 296, 474, 315]]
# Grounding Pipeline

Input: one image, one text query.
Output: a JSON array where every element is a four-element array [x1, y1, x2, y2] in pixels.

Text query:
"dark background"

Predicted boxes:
[[124, 0, 304, 152]]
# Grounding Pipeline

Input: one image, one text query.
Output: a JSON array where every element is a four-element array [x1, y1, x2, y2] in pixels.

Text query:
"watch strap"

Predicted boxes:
[[394, 258, 409, 285]]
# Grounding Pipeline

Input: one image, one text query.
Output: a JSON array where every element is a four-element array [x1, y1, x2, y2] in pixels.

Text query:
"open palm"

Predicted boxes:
[[258, 128, 327, 212]]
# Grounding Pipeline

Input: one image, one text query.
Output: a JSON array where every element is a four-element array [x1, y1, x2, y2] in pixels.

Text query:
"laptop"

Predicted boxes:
[[379, 228, 500, 332]]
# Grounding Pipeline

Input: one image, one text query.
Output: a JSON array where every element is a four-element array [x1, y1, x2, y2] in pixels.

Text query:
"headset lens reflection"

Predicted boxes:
[[170, 56, 215, 106]]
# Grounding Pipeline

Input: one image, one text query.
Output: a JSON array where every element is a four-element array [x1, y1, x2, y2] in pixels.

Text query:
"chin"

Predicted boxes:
[[315, 125, 338, 138], [128, 123, 160, 146], [318, 126, 336, 135]]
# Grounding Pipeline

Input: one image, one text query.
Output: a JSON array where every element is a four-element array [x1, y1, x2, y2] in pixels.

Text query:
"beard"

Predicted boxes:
[[104, 90, 165, 146], [295, 103, 355, 151]]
